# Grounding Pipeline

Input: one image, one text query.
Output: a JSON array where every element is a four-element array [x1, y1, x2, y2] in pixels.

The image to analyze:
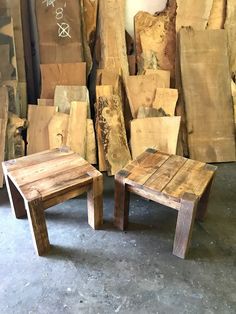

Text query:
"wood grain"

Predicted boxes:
[[180, 28, 236, 162], [48, 112, 69, 149], [153, 88, 178, 116], [86, 119, 97, 165], [207, 0, 226, 29], [130, 117, 181, 159]]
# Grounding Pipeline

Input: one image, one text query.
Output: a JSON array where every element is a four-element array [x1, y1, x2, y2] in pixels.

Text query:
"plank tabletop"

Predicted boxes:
[[122, 149, 217, 201], [3, 149, 98, 201]]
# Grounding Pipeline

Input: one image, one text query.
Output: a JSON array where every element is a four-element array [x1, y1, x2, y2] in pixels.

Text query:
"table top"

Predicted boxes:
[[2, 149, 100, 201], [120, 149, 217, 201]]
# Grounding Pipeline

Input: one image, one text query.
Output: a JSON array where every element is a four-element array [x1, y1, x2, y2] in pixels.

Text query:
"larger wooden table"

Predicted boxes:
[[114, 149, 217, 259], [2, 149, 103, 256]]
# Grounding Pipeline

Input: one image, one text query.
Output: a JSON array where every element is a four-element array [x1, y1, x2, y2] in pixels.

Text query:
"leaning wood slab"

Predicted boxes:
[[180, 28, 236, 162], [83, 0, 98, 52], [207, 0, 226, 29], [126, 74, 170, 118], [135, 1, 176, 79], [153, 88, 178, 116], [97, 95, 131, 175], [176, 0, 213, 32], [54, 85, 90, 116], [0, 86, 9, 187], [38, 99, 54, 106], [66, 101, 87, 159], [130, 117, 181, 159], [40, 63, 86, 99], [86, 119, 97, 165], [48, 112, 69, 149], [224, 0, 236, 78], [27, 105, 58, 155]]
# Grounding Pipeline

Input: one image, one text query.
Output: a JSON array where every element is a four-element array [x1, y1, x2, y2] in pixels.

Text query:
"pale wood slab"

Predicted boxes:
[[135, 1, 176, 79], [176, 0, 213, 32], [66, 101, 87, 158], [27, 105, 57, 155], [48, 112, 69, 149], [54, 85, 90, 116], [153, 88, 178, 116], [207, 0, 226, 29], [40, 63, 86, 99], [130, 117, 181, 159], [97, 95, 131, 175], [224, 0, 236, 78], [86, 119, 97, 165], [38, 99, 54, 106], [126, 74, 170, 118], [180, 28, 236, 162], [0, 86, 9, 187]]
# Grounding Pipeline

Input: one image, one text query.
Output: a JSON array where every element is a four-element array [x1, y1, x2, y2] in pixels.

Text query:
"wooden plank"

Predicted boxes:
[[144, 155, 187, 192], [130, 117, 181, 159], [97, 95, 131, 175], [98, 0, 129, 81], [0, 44, 14, 80], [54, 85, 90, 116], [86, 119, 97, 165], [176, 0, 213, 32], [48, 112, 69, 149], [35, 0, 84, 64], [0, 86, 9, 187], [66, 101, 87, 158], [126, 74, 170, 118], [144, 69, 171, 86], [95, 85, 113, 172], [180, 28, 236, 162], [83, 0, 98, 52], [135, 1, 176, 80], [153, 88, 178, 116], [137, 107, 168, 119], [163, 159, 216, 199], [40, 63, 86, 99], [27, 105, 57, 155], [224, 0, 236, 78], [0, 16, 17, 80], [207, 0, 226, 29], [38, 99, 54, 106]]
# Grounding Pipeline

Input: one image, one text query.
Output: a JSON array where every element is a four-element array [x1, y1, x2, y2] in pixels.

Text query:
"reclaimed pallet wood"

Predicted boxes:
[[48, 112, 69, 149], [54, 85, 90, 116], [135, 1, 177, 79], [27, 105, 58, 155], [97, 95, 131, 175], [130, 117, 181, 159], [207, 0, 226, 29], [153, 88, 178, 116], [126, 74, 170, 118], [98, 0, 129, 81], [66, 101, 87, 158], [0, 86, 9, 187], [176, 0, 213, 32], [95, 85, 113, 172], [86, 119, 97, 165], [224, 0, 236, 78], [40, 63, 86, 99], [35, 0, 84, 64], [180, 28, 236, 162]]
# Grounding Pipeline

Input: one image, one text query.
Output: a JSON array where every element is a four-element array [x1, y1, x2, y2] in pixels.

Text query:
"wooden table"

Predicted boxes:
[[114, 148, 217, 259], [2, 149, 103, 256]]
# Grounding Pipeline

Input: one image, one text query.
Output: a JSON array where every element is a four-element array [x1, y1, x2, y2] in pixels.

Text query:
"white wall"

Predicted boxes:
[[125, 0, 168, 38]]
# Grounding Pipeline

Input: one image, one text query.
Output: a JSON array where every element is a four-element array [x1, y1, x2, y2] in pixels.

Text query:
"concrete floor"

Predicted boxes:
[[0, 163, 235, 314]]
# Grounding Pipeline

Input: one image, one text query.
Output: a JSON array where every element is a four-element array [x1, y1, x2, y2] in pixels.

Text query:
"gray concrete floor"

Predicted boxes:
[[0, 163, 235, 314]]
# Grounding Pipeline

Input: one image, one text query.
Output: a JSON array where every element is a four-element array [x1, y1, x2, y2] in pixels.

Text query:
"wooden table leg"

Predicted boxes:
[[196, 178, 213, 222], [4, 173, 26, 218], [114, 170, 130, 231], [24, 193, 50, 256], [87, 173, 103, 229], [173, 193, 198, 259]]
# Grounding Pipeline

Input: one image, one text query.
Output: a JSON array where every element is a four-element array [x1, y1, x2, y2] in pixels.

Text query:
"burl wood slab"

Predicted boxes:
[[114, 148, 217, 259], [2, 149, 103, 256]]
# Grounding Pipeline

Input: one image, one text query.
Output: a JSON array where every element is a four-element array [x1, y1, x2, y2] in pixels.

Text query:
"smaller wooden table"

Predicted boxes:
[[2, 149, 103, 256], [114, 149, 217, 259]]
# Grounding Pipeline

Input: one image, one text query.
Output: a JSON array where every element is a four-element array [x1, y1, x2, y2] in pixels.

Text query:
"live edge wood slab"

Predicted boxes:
[[2, 149, 103, 256], [114, 148, 217, 259]]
